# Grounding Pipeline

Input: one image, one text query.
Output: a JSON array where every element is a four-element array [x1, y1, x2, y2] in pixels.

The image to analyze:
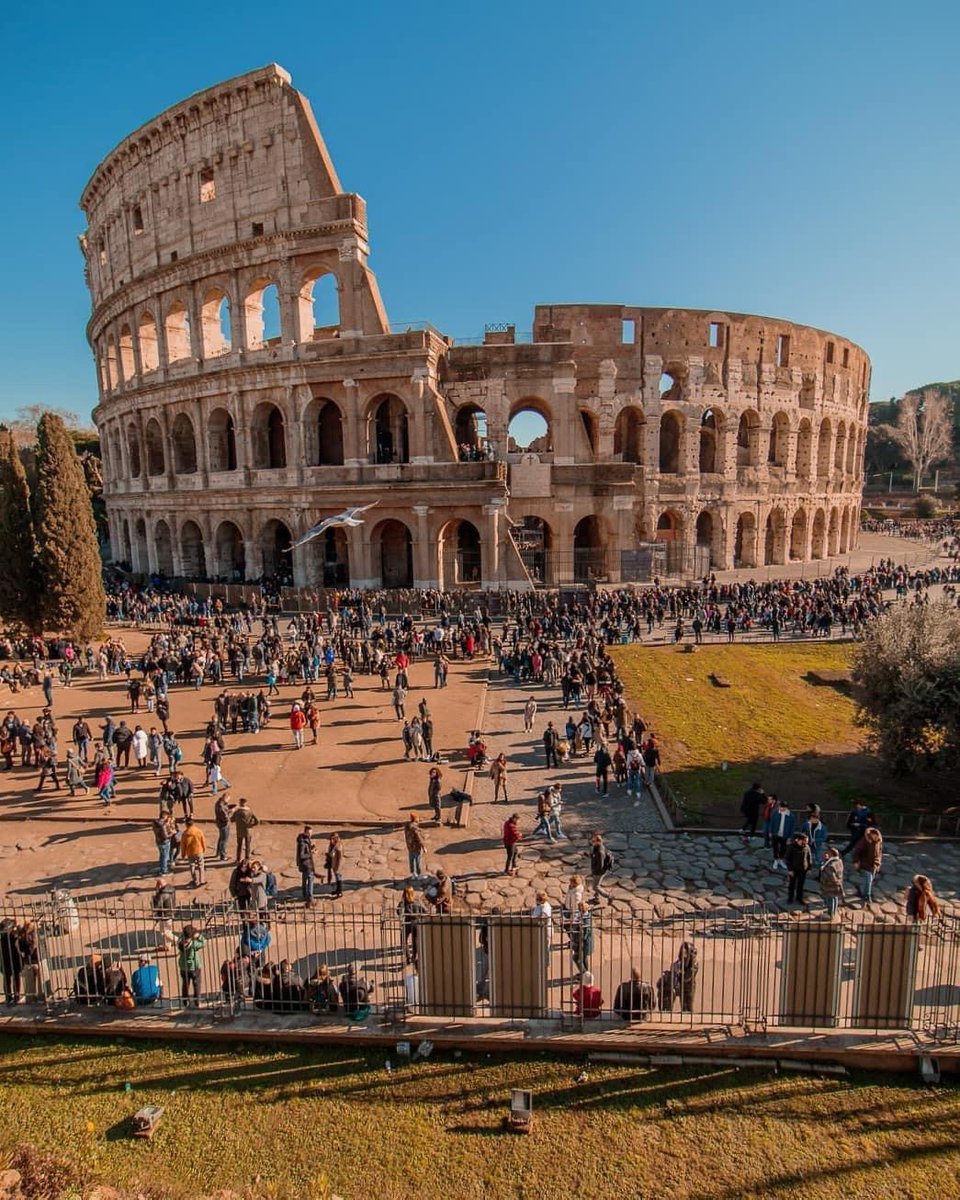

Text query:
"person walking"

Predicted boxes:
[[785, 832, 812, 906], [800, 811, 829, 868], [589, 832, 614, 903], [818, 846, 844, 918], [769, 798, 795, 870], [523, 697, 538, 733], [740, 781, 766, 843], [502, 813, 522, 876], [532, 789, 553, 841], [841, 801, 873, 857], [177, 923, 205, 1007], [569, 900, 594, 975], [152, 877, 177, 952], [593, 743, 612, 795], [180, 817, 207, 888], [65, 750, 88, 797], [230, 797, 259, 863], [153, 811, 176, 875], [548, 784, 566, 840], [905, 874, 940, 922], [326, 832, 344, 899], [392, 682, 407, 720], [296, 824, 317, 904], [397, 884, 427, 965], [289, 702, 307, 750], [490, 753, 509, 803], [214, 793, 234, 861], [543, 721, 559, 770], [852, 826, 883, 904], [427, 766, 443, 823], [404, 813, 427, 879]]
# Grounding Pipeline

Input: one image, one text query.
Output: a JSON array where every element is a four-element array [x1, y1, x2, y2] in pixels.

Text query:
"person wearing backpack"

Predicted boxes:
[[589, 831, 614, 903]]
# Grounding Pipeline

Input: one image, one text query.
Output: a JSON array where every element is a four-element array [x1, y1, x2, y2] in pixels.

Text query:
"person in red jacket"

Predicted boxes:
[[502, 813, 522, 876], [289, 703, 307, 750], [573, 970, 603, 1019]]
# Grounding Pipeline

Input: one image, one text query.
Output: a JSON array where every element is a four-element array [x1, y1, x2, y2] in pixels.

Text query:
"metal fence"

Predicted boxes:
[[3, 896, 958, 1042]]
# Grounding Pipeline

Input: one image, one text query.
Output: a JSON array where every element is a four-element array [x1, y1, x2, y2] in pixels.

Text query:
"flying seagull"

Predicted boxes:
[[285, 501, 379, 551]]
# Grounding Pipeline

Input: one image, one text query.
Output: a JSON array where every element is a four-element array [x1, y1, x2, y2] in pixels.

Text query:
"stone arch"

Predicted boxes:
[[244, 277, 281, 350], [656, 509, 685, 573], [369, 394, 409, 464], [208, 407, 237, 472], [734, 511, 758, 568], [699, 409, 722, 473], [180, 519, 207, 578], [817, 418, 832, 478], [164, 300, 191, 362], [695, 509, 721, 568], [298, 268, 340, 340], [790, 509, 808, 560], [138, 310, 159, 373], [768, 411, 790, 467], [827, 507, 840, 556], [764, 508, 787, 565], [260, 518, 293, 582], [307, 525, 350, 587], [574, 515, 606, 582], [508, 400, 553, 453], [303, 396, 345, 466], [134, 518, 148, 572], [126, 424, 141, 478], [454, 404, 488, 459], [515, 515, 552, 585], [201, 288, 232, 357], [119, 324, 135, 381], [796, 418, 813, 479], [154, 519, 174, 576], [438, 518, 482, 587], [840, 508, 852, 553], [736, 409, 761, 467], [251, 401, 287, 469], [614, 405, 644, 464], [215, 520, 246, 581], [810, 509, 826, 559], [105, 336, 119, 390], [171, 412, 198, 474], [658, 410, 683, 473], [144, 418, 165, 477], [371, 518, 413, 588]]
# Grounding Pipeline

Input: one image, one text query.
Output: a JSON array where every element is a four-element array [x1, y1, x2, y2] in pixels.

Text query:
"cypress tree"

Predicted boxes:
[[33, 413, 106, 641], [0, 427, 41, 631]]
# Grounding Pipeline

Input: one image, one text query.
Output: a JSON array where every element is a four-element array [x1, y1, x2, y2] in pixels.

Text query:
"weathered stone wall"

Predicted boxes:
[[81, 66, 868, 589]]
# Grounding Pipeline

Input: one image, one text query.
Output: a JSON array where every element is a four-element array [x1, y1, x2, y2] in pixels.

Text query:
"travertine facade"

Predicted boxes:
[[81, 64, 869, 589]]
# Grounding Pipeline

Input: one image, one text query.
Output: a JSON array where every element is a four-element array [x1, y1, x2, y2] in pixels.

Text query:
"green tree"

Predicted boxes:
[[0, 427, 41, 630], [32, 413, 106, 641], [852, 601, 960, 774]]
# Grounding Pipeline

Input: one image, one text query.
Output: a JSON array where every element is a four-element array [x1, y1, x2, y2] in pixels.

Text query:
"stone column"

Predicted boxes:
[[342, 378, 364, 465], [244, 513, 263, 581], [482, 501, 503, 589], [412, 504, 435, 588], [551, 364, 577, 463], [352, 527, 375, 589]]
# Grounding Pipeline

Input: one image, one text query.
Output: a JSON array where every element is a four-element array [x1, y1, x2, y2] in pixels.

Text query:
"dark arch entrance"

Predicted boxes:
[[372, 520, 413, 588], [573, 516, 605, 582]]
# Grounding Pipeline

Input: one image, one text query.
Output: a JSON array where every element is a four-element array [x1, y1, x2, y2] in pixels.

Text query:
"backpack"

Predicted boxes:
[[602, 851, 615, 874]]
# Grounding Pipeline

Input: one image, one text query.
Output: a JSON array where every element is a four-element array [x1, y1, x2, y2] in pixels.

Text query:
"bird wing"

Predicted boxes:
[[287, 517, 335, 551]]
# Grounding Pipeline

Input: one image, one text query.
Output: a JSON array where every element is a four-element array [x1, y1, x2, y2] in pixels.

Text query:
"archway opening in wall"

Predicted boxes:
[[835, 422, 847, 472], [846, 430, 859, 475], [299, 270, 340, 340], [119, 325, 135, 381], [734, 512, 758, 568], [164, 302, 191, 362], [251, 402, 286, 469], [313, 399, 344, 466], [180, 520, 207, 578], [579, 409, 598, 457], [659, 372, 681, 403], [796, 419, 813, 479], [828, 508, 840, 556], [145, 419, 165, 477], [737, 410, 759, 468], [138, 311, 159, 373], [840, 508, 852, 554], [154, 520, 174, 576], [769, 412, 790, 467], [215, 521, 246, 581], [208, 408, 237, 472], [105, 337, 118, 390], [811, 509, 826, 559], [790, 509, 807, 560], [126, 427, 141, 478], [614, 406, 644, 464], [134, 519, 148, 573], [817, 420, 832, 478], [244, 279, 281, 349], [455, 405, 488, 460], [311, 526, 349, 587], [372, 519, 413, 588], [201, 289, 232, 358], [261, 519, 293, 584], [764, 509, 786, 565], [656, 510, 685, 573], [515, 516, 551, 585], [574, 515, 606, 582], [508, 404, 552, 454], [439, 519, 482, 588], [171, 413, 198, 474], [695, 510, 717, 569], [699, 410, 719, 473], [370, 394, 409, 464], [659, 411, 682, 473]]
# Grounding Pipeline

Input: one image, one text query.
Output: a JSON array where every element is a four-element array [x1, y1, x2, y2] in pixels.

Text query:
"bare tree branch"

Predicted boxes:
[[879, 391, 953, 491]]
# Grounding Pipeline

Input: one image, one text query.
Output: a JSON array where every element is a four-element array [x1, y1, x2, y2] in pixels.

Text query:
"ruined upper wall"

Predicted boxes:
[[79, 64, 356, 308]]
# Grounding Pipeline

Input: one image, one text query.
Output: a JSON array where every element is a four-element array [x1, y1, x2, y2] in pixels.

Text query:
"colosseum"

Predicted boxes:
[[81, 64, 869, 591]]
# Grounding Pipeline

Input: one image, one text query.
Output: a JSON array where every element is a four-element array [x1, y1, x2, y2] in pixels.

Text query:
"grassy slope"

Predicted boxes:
[[0, 1037, 958, 1200]]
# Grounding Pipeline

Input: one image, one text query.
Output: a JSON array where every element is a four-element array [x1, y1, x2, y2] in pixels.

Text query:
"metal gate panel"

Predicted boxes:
[[488, 916, 547, 1018], [778, 923, 844, 1027], [417, 916, 476, 1017]]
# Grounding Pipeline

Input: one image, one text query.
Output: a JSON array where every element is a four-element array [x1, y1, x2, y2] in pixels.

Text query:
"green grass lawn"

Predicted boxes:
[[0, 1037, 958, 1200], [610, 642, 959, 825]]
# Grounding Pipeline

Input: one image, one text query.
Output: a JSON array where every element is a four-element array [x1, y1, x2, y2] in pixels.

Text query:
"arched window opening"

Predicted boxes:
[[736, 411, 759, 468], [244, 279, 281, 350], [126, 426, 141, 478], [659, 372, 681, 403], [811, 509, 826, 559], [311, 526, 349, 587], [658, 411, 682, 473], [105, 337, 119, 391], [171, 413, 198, 474], [119, 325, 135, 381], [699, 410, 719, 473], [439, 520, 482, 587], [579, 409, 598, 457], [298, 271, 340, 340], [315, 400, 344, 466], [154, 520, 174, 576], [735, 512, 758, 569], [138, 311, 160, 373], [817, 420, 832, 478], [180, 520, 207, 578], [260, 519, 293, 584], [695, 510, 717, 568], [215, 521, 246, 581], [656, 510, 684, 573], [164, 301, 192, 362], [371, 395, 409, 464], [455, 405, 488, 461], [208, 408, 237, 472], [145, 418, 165, 477], [515, 516, 551, 585], [201, 289, 232, 358], [251, 402, 287, 469], [508, 406, 552, 454], [764, 509, 786, 565], [769, 413, 790, 467], [574, 516, 606, 582], [614, 406, 644, 465], [371, 519, 413, 588], [828, 508, 840, 556], [796, 420, 813, 479], [790, 510, 807, 560]]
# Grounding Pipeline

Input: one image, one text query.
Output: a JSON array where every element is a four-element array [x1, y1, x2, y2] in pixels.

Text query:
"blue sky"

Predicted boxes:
[[1, 0, 957, 425]]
